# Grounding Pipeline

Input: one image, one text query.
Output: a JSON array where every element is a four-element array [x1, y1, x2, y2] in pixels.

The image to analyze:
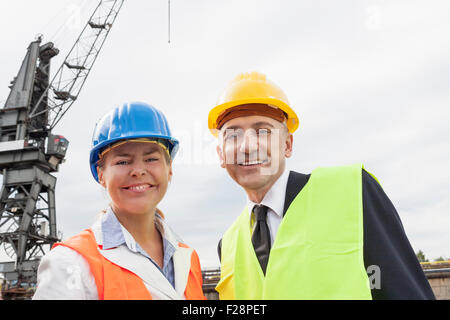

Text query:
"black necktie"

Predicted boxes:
[[251, 205, 271, 275]]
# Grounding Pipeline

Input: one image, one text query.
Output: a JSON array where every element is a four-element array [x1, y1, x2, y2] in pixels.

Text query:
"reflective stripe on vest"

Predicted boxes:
[[216, 164, 372, 300], [53, 229, 206, 300]]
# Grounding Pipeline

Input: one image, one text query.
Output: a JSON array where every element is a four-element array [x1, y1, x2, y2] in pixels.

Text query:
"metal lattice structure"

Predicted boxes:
[[30, 0, 125, 131], [0, 0, 124, 299]]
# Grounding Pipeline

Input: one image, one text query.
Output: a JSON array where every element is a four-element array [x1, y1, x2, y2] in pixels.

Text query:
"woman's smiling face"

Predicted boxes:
[[97, 141, 172, 216]]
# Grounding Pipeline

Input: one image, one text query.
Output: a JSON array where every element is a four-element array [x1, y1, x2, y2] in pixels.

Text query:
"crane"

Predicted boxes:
[[0, 0, 124, 300]]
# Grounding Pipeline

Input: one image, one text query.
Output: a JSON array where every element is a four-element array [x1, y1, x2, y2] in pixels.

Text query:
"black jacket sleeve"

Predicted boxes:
[[362, 170, 435, 299]]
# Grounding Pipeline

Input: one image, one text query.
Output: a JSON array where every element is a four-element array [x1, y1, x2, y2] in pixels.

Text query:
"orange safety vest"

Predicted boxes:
[[53, 229, 206, 300]]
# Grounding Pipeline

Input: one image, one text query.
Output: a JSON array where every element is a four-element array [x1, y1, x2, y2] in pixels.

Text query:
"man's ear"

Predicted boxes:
[[216, 145, 225, 168], [285, 133, 293, 158]]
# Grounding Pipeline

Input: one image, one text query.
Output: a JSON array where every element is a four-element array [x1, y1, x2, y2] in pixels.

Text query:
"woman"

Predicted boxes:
[[33, 102, 206, 300]]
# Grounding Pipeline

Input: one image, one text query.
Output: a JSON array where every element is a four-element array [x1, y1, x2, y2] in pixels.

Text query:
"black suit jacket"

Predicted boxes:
[[218, 170, 435, 300]]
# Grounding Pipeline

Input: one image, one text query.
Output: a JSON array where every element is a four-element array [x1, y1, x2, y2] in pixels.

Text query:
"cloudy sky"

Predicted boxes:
[[0, 0, 449, 268]]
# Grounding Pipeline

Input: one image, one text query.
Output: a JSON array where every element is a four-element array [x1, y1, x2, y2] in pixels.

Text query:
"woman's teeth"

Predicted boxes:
[[126, 184, 151, 191]]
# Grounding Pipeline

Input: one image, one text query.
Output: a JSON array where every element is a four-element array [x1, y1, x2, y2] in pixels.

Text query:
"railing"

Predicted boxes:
[[201, 267, 220, 299], [420, 261, 450, 270], [202, 267, 220, 291]]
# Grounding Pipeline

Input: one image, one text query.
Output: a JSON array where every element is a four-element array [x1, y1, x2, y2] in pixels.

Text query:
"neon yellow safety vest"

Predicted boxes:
[[216, 164, 373, 300]]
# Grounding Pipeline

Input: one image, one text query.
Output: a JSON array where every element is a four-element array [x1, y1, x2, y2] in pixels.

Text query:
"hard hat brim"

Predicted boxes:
[[208, 98, 299, 137]]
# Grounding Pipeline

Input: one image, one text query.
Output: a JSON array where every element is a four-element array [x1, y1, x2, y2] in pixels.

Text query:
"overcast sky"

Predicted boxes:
[[0, 0, 449, 267]]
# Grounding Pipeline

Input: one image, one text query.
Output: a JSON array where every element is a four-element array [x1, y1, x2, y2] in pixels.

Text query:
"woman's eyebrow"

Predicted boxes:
[[143, 150, 160, 156], [112, 149, 159, 158], [112, 152, 132, 158]]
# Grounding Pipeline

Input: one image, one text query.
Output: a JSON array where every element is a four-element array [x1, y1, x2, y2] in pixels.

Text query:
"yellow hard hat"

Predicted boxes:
[[208, 72, 299, 136]]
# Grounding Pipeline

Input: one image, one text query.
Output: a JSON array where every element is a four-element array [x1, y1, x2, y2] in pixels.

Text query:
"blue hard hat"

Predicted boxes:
[[89, 102, 179, 182]]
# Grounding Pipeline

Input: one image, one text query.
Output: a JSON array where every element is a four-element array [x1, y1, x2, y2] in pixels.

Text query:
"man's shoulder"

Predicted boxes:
[[361, 168, 382, 187], [286, 167, 382, 197], [290, 166, 379, 183], [286, 170, 312, 188], [283, 171, 311, 215], [287, 170, 311, 180]]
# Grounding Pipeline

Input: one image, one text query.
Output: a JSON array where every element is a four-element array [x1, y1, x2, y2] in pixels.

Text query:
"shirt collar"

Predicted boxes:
[[101, 206, 177, 253], [246, 168, 290, 218], [101, 207, 125, 250]]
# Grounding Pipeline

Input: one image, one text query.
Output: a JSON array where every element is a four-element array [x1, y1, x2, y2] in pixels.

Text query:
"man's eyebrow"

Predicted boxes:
[[252, 121, 275, 128], [222, 125, 243, 131], [222, 122, 275, 131]]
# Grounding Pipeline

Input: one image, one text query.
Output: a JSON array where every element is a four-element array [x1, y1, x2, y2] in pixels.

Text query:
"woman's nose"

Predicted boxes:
[[130, 164, 147, 177]]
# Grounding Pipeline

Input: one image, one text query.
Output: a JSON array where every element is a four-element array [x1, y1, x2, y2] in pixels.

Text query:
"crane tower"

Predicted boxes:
[[0, 0, 124, 299]]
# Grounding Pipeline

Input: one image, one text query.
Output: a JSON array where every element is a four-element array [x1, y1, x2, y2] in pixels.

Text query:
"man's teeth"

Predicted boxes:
[[240, 160, 265, 166]]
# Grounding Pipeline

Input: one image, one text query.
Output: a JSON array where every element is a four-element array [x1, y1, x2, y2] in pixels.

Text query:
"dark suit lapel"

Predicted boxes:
[[283, 171, 311, 216]]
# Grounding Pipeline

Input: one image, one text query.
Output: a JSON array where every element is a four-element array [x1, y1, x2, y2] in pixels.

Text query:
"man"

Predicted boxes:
[[209, 72, 435, 300]]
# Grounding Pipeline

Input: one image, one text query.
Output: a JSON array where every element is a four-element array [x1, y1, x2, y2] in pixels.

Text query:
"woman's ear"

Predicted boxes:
[[97, 167, 106, 187], [165, 158, 173, 183], [168, 163, 173, 183]]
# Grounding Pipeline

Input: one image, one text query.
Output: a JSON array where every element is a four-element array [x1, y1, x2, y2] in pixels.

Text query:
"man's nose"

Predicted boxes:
[[239, 130, 258, 154]]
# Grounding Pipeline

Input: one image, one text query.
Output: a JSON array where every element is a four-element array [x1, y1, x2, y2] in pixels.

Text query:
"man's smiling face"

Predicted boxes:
[[217, 115, 293, 194]]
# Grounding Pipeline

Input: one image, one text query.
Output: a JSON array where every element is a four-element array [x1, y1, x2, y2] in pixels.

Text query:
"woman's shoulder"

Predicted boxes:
[[33, 244, 98, 300], [43, 243, 88, 264], [37, 244, 93, 283]]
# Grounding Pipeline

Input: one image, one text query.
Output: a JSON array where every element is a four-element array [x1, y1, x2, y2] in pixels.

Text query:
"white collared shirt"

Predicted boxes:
[[246, 168, 290, 246]]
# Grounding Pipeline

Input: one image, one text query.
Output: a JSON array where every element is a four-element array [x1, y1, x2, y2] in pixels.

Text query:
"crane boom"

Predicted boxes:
[[29, 0, 124, 131], [0, 0, 124, 300]]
